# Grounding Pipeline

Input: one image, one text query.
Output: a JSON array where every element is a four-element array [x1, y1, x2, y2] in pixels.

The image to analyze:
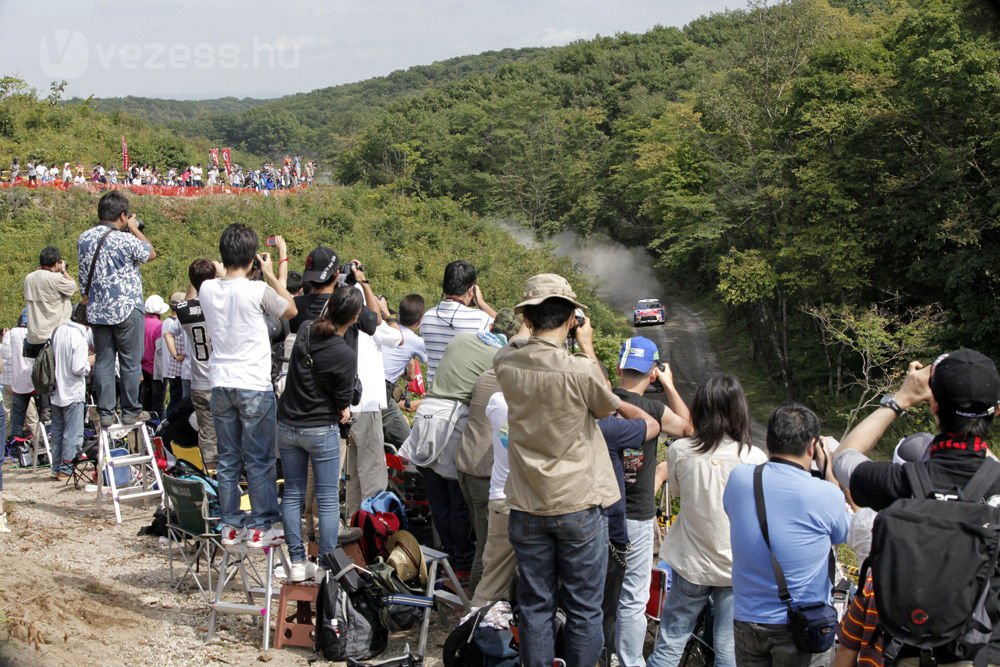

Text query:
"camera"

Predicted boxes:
[[135, 218, 145, 233], [567, 308, 586, 348], [338, 261, 363, 286], [265, 236, 277, 247]]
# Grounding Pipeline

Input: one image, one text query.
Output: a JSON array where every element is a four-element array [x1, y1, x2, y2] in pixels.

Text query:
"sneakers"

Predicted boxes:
[[220, 524, 245, 546], [0, 512, 10, 534], [99, 415, 115, 428], [121, 413, 141, 427], [288, 561, 307, 583], [246, 526, 284, 549]]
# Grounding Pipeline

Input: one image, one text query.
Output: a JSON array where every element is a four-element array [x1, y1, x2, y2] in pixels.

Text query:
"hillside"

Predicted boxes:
[[0, 184, 630, 366], [0, 77, 260, 173], [77, 47, 549, 158]]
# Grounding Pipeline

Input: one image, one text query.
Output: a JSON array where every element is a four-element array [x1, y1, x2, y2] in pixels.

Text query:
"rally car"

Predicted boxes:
[[633, 299, 666, 326]]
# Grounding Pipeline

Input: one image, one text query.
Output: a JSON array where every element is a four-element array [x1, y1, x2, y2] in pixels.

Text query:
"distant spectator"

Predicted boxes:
[[420, 260, 495, 386], [200, 225, 296, 549], [23, 246, 78, 357], [286, 271, 304, 297], [49, 318, 93, 479], [141, 295, 168, 418], [77, 191, 156, 426]]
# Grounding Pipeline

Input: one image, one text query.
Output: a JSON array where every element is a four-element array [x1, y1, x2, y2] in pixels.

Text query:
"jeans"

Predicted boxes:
[[509, 507, 608, 667], [733, 620, 833, 667], [457, 471, 491, 589], [277, 421, 340, 562], [617, 517, 655, 667], [211, 388, 280, 529], [49, 402, 85, 475], [649, 572, 735, 667], [422, 466, 474, 572], [10, 392, 47, 439], [92, 307, 143, 423]]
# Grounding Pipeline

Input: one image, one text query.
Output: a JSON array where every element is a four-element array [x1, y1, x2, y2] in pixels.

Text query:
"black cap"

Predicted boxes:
[[302, 246, 339, 284], [930, 349, 1000, 419]]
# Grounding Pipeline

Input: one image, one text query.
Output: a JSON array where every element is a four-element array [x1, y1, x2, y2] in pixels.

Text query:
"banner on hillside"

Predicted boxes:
[[122, 136, 129, 173], [221, 148, 232, 174], [209, 148, 219, 167]]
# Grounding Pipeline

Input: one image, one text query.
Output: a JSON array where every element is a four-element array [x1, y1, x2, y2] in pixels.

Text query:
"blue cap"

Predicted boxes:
[[618, 336, 659, 373]]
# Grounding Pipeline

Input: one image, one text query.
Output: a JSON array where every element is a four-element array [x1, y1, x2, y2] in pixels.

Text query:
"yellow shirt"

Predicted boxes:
[[493, 337, 621, 516]]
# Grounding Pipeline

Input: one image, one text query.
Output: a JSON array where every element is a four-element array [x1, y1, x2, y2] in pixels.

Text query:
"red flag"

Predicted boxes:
[[121, 136, 129, 172], [221, 148, 232, 173], [209, 148, 219, 167], [406, 358, 426, 397]]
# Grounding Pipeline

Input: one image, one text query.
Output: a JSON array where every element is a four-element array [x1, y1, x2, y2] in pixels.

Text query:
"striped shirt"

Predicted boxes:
[[420, 300, 491, 386], [838, 573, 882, 666]]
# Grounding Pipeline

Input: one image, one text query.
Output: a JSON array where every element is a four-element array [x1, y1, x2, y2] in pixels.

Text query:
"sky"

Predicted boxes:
[[0, 0, 739, 101]]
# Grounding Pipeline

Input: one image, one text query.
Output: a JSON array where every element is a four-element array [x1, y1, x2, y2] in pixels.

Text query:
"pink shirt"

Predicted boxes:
[[142, 315, 163, 374]]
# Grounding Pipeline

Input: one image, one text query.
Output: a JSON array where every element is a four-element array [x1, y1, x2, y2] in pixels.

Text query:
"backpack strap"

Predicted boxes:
[[81, 227, 114, 298], [960, 457, 1000, 503], [904, 461, 935, 499], [753, 464, 793, 606]]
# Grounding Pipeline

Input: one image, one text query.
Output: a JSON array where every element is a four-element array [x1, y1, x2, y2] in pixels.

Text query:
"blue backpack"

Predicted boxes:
[[360, 491, 408, 530]]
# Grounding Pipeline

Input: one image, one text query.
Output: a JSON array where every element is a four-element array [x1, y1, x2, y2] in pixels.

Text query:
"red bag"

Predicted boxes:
[[350, 510, 401, 563]]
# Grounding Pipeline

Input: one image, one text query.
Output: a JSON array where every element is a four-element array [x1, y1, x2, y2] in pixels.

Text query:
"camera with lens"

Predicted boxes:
[[134, 218, 145, 233], [567, 308, 586, 348], [338, 261, 363, 286]]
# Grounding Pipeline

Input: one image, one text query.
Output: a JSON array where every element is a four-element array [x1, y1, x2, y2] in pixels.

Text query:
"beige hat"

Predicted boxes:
[[169, 292, 186, 308], [514, 273, 586, 313], [386, 530, 427, 586]]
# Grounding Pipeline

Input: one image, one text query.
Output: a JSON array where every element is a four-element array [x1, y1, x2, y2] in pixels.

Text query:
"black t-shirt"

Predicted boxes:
[[277, 327, 357, 428], [613, 387, 666, 520], [851, 440, 1000, 662], [290, 292, 376, 350]]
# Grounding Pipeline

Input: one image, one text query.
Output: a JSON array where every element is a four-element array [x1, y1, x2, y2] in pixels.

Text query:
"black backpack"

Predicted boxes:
[[315, 549, 389, 662], [864, 459, 1000, 664], [31, 338, 57, 395]]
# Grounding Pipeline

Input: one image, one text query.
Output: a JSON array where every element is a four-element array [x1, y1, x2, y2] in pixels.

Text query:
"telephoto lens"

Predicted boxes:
[[135, 218, 146, 232]]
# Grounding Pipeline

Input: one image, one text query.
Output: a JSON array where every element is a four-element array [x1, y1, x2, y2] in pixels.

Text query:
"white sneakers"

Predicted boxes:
[[288, 562, 307, 582], [246, 526, 284, 549], [0, 512, 10, 534], [220, 525, 284, 548]]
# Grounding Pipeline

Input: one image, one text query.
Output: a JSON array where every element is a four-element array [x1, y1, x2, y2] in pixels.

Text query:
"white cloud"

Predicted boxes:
[[526, 27, 591, 47]]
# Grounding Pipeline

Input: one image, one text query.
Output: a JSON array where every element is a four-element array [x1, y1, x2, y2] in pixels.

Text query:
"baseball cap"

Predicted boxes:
[[302, 246, 339, 284], [892, 432, 934, 465], [144, 294, 169, 315], [618, 336, 660, 374], [514, 273, 586, 313], [169, 292, 186, 308], [930, 348, 1000, 419]]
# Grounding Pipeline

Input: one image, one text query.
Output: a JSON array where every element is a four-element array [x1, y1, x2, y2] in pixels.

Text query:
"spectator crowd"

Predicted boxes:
[[4, 155, 317, 192], [3, 189, 1000, 667]]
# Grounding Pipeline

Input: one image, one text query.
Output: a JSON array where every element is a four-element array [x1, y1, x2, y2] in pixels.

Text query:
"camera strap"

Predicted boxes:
[[81, 228, 114, 301], [753, 463, 835, 608]]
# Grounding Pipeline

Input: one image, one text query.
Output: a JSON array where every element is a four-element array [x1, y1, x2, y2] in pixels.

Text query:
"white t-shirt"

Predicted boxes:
[[6, 327, 35, 395], [421, 300, 492, 385], [382, 326, 427, 383], [199, 278, 288, 392], [355, 322, 403, 413], [486, 391, 509, 502], [51, 322, 90, 407]]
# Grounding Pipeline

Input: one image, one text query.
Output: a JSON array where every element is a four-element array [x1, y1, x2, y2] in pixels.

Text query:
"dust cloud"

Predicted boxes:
[[495, 219, 664, 312]]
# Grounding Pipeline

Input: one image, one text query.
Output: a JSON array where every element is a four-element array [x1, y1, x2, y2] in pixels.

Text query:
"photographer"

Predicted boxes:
[[77, 191, 156, 427], [723, 404, 848, 667], [23, 246, 78, 358]]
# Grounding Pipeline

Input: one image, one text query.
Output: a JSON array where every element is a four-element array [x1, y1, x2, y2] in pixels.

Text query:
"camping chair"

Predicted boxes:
[[162, 475, 223, 601], [171, 442, 205, 473], [66, 438, 99, 489]]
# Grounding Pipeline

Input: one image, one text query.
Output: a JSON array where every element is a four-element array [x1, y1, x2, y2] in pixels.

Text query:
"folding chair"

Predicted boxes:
[[162, 475, 222, 600]]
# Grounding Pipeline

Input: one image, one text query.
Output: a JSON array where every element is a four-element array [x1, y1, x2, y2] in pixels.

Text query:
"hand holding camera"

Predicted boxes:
[[657, 361, 675, 389], [256, 252, 274, 278]]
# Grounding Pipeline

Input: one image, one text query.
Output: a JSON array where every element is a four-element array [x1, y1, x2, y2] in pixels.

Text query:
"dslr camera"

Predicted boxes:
[[338, 261, 363, 286]]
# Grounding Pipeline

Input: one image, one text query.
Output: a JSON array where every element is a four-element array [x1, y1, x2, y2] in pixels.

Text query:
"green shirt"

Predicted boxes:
[[428, 333, 499, 405]]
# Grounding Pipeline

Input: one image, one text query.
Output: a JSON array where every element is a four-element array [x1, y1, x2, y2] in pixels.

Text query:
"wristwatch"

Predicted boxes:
[[879, 394, 904, 416]]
